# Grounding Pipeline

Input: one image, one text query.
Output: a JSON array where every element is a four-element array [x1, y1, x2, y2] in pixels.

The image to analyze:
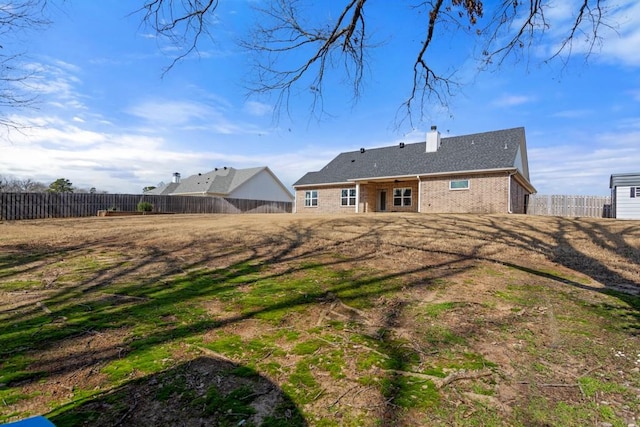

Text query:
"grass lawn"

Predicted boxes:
[[0, 213, 638, 426]]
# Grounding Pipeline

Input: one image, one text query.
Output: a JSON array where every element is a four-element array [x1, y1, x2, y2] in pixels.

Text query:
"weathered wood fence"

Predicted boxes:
[[0, 193, 292, 220], [527, 195, 611, 218]]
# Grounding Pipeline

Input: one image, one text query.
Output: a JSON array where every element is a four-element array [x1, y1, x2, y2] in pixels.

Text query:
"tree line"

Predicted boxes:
[[0, 175, 104, 194]]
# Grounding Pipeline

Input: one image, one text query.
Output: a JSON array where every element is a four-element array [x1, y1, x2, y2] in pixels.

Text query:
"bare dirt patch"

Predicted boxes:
[[1, 213, 639, 426]]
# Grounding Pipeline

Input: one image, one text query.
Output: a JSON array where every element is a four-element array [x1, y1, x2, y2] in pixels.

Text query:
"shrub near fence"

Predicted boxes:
[[527, 194, 612, 218], [0, 193, 292, 220]]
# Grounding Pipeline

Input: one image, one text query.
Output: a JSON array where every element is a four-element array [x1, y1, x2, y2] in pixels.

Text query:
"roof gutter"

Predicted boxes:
[[295, 167, 537, 194], [293, 181, 353, 189], [350, 167, 522, 182], [417, 167, 515, 178], [347, 174, 420, 183]]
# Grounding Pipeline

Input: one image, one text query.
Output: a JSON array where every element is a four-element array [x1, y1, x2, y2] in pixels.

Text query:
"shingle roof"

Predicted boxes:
[[149, 182, 179, 195], [294, 127, 529, 186], [147, 167, 266, 196]]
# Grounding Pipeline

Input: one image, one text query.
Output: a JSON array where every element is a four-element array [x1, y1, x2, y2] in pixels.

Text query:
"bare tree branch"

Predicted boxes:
[[136, 0, 613, 124], [240, 0, 369, 120], [136, 0, 220, 74], [0, 0, 52, 129], [479, 0, 610, 68]]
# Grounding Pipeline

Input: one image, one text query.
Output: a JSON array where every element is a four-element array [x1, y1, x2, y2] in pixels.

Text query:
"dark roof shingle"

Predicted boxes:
[[294, 127, 527, 186]]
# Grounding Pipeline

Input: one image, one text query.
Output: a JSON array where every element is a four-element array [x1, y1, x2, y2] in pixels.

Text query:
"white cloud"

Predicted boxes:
[[528, 127, 640, 195], [127, 100, 215, 126], [0, 104, 324, 193], [492, 95, 535, 107], [542, 0, 640, 67], [125, 96, 274, 136], [552, 109, 593, 119], [244, 100, 273, 117], [23, 60, 84, 103]]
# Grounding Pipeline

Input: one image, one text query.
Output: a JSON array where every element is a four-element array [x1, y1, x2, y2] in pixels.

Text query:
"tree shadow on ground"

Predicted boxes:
[[48, 356, 307, 427], [1, 213, 639, 425]]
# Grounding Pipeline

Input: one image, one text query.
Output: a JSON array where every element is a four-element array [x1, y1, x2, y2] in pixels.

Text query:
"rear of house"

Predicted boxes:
[[293, 127, 535, 214], [610, 173, 640, 219]]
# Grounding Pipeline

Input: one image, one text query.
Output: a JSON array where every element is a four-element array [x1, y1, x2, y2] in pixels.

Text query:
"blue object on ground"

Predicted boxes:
[[1, 417, 56, 427]]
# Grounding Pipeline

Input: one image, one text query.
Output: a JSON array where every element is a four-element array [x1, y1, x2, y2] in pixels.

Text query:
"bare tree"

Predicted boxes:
[[21, 178, 48, 192], [0, 175, 48, 192], [0, 1, 52, 129], [138, 0, 610, 123]]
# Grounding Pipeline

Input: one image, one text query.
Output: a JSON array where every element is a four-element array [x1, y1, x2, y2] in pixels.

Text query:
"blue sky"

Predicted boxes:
[[1, 0, 639, 196]]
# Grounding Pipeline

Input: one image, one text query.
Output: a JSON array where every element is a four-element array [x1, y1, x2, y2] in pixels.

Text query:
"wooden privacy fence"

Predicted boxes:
[[0, 192, 292, 220], [527, 194, 611, 218]]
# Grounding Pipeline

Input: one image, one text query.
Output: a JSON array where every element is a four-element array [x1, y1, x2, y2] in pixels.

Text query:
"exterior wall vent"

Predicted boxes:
[[399, 142, 405, 148], [360, 148, 365, 153]]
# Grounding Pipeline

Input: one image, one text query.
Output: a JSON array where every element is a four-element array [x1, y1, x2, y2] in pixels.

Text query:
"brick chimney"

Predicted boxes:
[[426, 125, 441, 153]]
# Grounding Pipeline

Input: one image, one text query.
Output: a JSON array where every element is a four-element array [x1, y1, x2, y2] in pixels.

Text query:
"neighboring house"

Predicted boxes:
[[293, 126, 536, 214], [609, 173, 640, 219], [147, 166, 293, 203]]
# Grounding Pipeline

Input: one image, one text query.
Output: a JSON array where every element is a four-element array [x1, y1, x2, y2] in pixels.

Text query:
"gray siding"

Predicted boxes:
[[231, 169, 293, 202]]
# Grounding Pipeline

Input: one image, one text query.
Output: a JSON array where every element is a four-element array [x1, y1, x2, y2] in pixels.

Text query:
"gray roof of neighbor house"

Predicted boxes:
[[147, 166, 269, 196], [294, 127, 531, 187], [150, 182, 179, 195]]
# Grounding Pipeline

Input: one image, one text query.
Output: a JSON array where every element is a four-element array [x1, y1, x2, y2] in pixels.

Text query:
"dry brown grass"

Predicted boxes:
[[1, 213, 639, 426]]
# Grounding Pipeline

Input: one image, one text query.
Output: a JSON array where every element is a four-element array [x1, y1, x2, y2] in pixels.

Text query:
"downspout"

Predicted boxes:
[[355, 183, 360, 213], [293, 189, 297, 213], [417, 176, 421, 213], [507, 171, 516, 213]]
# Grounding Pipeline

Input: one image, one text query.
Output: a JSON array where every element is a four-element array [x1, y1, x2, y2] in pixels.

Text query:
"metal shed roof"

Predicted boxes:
[[610, 173, 640, 188]]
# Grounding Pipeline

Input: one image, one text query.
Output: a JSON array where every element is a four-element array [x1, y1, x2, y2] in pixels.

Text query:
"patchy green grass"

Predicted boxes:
[[577, 376, 628, 398], [0, 279, 42, 291], [102, 345, 175, 383], [422, 301, 463, 318], [380, 374, 439, 409], [1, 214, 639, 426]]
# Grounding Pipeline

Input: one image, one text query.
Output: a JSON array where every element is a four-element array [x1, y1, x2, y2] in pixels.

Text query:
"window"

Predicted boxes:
[[632, 187, 640, 198], [304, 190, 318, 207], [450, 179, 470, 190], [341, 188, 356, 206], [393, 188, 412, 207]]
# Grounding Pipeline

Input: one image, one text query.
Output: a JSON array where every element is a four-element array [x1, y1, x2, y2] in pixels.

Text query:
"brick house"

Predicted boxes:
[[293, 126, 536, 214]]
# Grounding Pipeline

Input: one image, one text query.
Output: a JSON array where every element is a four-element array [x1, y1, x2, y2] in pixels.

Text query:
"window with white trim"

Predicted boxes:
[[304, 190, 318, 207], [393, 188, 412, 207], [631, 187, 640, 198], [450, 179, 470, 190], [341, 188, 356, 206]]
